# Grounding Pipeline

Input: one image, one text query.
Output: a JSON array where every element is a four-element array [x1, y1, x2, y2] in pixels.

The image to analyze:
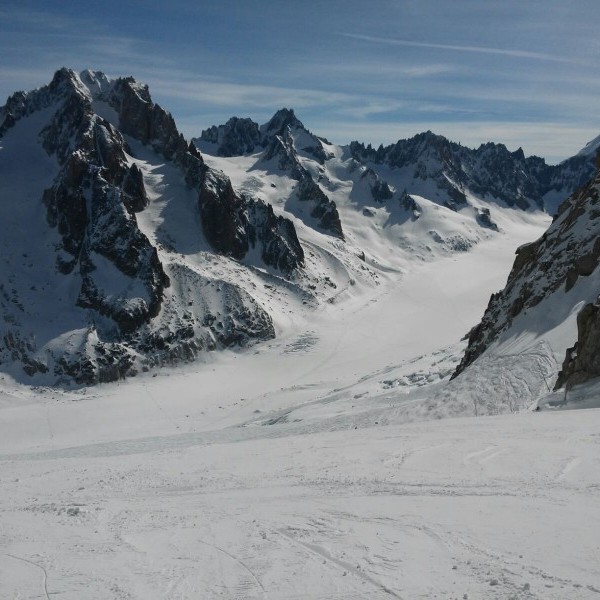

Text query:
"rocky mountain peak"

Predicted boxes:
[[0, 68, 311, 385], [196, 108, 342, 239], [351, 130, 597, 213], [199, 117, 262, 157], [261, 107, 305, 137]]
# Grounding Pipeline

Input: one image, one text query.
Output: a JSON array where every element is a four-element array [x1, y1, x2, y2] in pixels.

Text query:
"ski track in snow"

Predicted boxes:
[[4, 553, 50, 600]]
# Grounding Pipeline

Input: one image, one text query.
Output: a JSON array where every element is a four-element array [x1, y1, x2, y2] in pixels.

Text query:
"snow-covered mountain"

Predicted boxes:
[[199, 108, 344, 238], [4, 66, 600, 600], [0, 69, 316, 385], [195, 109, 600, 411], [1, 69, 426, 386], [199, 113, 596, 216], [195, 108, 559, 266], [350, 135, 598, 216], [1, 68, 597, 392]]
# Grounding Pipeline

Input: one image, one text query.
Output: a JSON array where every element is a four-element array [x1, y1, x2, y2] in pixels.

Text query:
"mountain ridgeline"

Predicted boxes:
[[349, 134, 595, 214], [1, 67, 599, 392], [200, 114, 596, 215]]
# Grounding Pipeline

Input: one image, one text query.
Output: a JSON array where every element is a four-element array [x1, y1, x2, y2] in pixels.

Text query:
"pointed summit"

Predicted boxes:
[[261, 108, 305, 137], [199, 116, 262, 156]]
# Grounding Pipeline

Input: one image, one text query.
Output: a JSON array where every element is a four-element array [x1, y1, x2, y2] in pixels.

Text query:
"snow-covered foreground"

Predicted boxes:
[[1, 406, 599, 599], [2, 222, 600, 599]]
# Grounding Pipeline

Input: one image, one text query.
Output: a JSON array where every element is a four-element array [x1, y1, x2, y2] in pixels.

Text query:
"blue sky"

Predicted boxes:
[[1, 0, 599, 162]]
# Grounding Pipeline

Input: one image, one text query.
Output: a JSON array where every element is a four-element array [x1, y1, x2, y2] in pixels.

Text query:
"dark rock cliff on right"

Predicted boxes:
[[453, 154, 600, 387], [554, 299, 600, 390]]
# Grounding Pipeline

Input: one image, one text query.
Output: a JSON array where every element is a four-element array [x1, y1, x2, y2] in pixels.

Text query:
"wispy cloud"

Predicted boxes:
[[148, 78, 353, 110], [290, 60, 459, 79], [136, 68, 409, 119], [340, 33, 586, 65], [2, 2, 598, 164]]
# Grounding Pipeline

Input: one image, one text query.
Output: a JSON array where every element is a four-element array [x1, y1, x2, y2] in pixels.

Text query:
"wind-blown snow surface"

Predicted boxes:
[[2, 212, 600, 598]]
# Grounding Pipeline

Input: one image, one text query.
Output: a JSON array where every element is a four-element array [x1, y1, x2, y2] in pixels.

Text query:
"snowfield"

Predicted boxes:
[[1, 405, 599, 600], [2, 214, 600, 599]]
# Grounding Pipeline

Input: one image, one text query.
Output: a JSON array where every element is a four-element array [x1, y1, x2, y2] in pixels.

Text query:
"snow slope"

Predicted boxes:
[[4, 208, 599, 599], [1, 367, 599, 599]]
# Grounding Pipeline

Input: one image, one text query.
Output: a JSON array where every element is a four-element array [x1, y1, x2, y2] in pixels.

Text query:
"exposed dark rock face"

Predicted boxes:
[[75, 172, 168, 333], [297, 176, 344, 239], [350, 132, 596, 213], [476, 207, 499, 231], [401, 192, 422, 220], [36, 72, 170, 337], [198, 166, 305, 272], [555, 300, 600, 390], [122, 163, 148, 212], [105, 77, 188, 161], [453, 164, 600, 379], [199, 168, 249, 259], [200, 117, 262, 156], [55, 341, 137, 386], [246, 199, 305, 272], [2, 331, 49, 377], [360, 168, 393, 202]]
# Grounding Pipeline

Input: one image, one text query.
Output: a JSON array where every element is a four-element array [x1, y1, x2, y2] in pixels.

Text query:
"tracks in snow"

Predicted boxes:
[[5, 553, 50, 600]]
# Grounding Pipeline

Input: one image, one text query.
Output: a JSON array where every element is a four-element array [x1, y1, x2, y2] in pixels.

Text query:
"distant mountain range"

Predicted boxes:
[[1, 68, 599, 395], [198, 110, 597, 215]]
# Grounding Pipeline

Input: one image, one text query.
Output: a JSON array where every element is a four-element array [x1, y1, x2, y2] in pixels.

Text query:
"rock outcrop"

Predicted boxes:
[[555, 299, 600, 389], [198, 167, 305, 270]]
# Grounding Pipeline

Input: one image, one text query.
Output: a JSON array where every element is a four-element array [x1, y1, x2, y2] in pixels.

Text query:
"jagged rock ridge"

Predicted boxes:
[[350, 133, 596, 213], [198, 113, 596, 252], [453, 156, 600, 388]]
